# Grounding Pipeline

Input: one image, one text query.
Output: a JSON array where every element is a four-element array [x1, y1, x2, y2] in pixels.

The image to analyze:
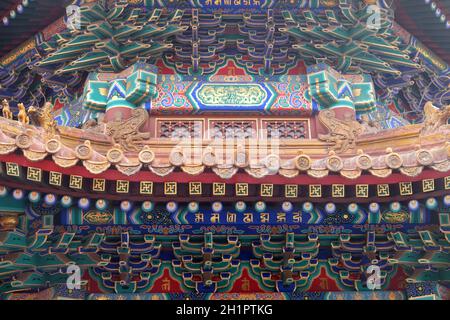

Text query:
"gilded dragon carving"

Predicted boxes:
[[318, 109, 364, 153], [105, 108, 150, 152], [28, 102, 58, 137], [421, 102, 450, 135]]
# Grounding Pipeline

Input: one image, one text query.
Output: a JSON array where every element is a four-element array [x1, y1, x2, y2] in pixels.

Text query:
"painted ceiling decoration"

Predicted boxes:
[[0, 0, 448, 116], [0, 0, 449, 300]]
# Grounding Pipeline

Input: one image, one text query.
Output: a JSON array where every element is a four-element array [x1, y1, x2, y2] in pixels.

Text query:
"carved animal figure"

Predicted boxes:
[[1, 99, 13, 119], [359, 114, 382, 134], [421, 102, 450, 134], [28, 102, 58, 137], [318, 109, 364, 153], [17, 103, 29, 124], [82, 118, 98, 130], [106, 108, 150, 152]]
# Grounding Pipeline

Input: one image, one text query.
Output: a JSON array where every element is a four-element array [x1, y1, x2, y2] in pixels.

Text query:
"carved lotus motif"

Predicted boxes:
[[45, 138, 61, 154], [386, 153, 403, 169], [356, 154, 372, 170], [295, 154, 311, 171], [169, 149, 185, 166], [138, 147, 155, 164], [326, 156, 344, 172], [15, 133, 32, 149], [76, 141, 93, 160], [416, 150, 434, 166], [264, 154, 280, 171], [107, 148, 124, 164], [202, 150, 216, 167]]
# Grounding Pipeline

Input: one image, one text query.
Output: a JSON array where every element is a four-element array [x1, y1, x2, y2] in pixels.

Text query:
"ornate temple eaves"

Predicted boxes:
[[0, 117, 449, 180]]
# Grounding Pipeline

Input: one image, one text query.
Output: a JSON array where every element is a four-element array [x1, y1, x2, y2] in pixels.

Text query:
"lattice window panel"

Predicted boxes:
[[262, 120, 309, 139], [157, 120, 203, 139], [209, 120, 257, 139]]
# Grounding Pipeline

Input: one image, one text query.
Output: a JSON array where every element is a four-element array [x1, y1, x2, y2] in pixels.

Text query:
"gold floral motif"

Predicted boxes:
[[212, 166, 238, 179], [149, 166, 175, 177], [431, 161, 450, 172], [307, 170, 329, 178], [369, 169, 392, 178], [181, 165, 205, 175], [23, 150, 47, 162], [84, 211, 113, 224], [83, 161, 111, 175], [53, 156, 78, 168], [279, 169, 299, 178], [382, 211, 409, 224], [197, 84, 267, 106], [245, 167, 269, 178], [340, 170, 361, 179], [400, 167, 423, 177], [117, 163, 143, 176], [0, 143, 16, 154]]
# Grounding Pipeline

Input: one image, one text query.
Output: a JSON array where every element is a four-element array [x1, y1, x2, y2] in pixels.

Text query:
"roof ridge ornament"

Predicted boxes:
[[318, 109, 364, 154], [421, 101, 450, 135]]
